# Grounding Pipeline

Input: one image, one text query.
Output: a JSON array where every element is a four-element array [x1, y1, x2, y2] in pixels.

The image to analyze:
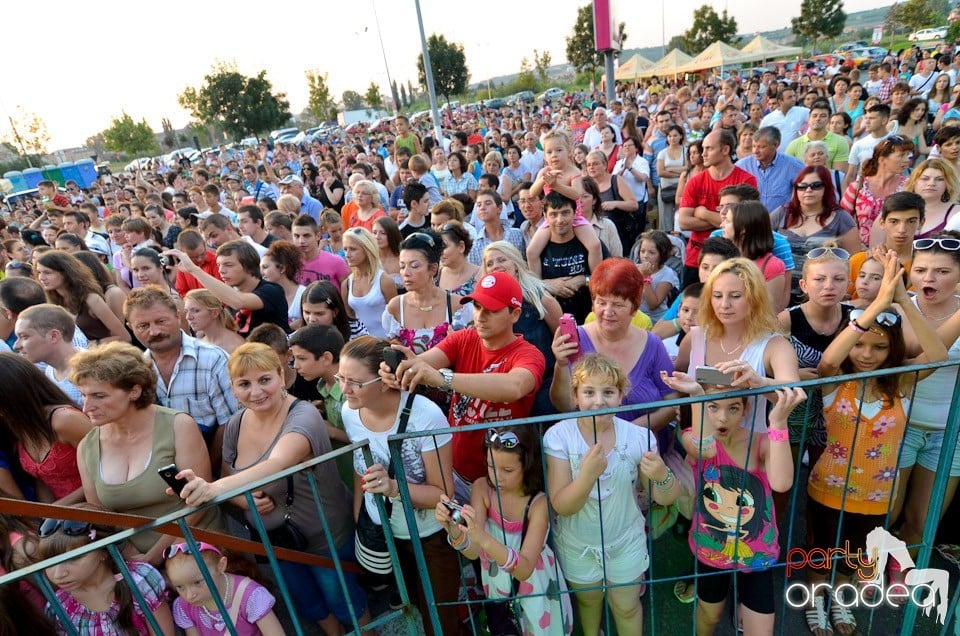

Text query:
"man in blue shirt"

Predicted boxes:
[[735, 127, 805, 212], [279, 175, 323, 221]]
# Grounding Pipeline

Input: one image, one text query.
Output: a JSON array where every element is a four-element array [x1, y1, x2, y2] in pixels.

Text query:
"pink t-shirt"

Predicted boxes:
[[298, 251, 349, 287], [172, 574, 275, 636]]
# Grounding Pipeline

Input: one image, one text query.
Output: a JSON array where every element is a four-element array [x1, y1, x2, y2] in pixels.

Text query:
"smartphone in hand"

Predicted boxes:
[[559, 313, 581, 362], [383, 347, 404, 374], [157, 464, 188, 496]]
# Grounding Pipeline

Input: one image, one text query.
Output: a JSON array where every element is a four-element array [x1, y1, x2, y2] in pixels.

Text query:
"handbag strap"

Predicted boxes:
[[282, 399, 303, 510], [386, 393, 416, 480], [228, 576, 252, 625], [510, 493, 539, 597]]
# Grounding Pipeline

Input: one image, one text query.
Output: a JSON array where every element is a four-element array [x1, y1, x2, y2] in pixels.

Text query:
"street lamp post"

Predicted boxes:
[[414, 0, 443, 145]]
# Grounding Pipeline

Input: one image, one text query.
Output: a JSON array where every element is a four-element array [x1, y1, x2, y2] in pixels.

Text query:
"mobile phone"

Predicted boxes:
[[559, 313, 581, 361], [157, 463, 188, 496], [383, 347, 404, 374], [695, 365, 737, 386], [443, 500, 464, 525]]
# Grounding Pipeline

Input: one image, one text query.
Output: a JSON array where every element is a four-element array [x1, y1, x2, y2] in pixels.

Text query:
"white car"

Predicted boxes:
[[537, 87, 566, 101], [910, 26, 948, 41]]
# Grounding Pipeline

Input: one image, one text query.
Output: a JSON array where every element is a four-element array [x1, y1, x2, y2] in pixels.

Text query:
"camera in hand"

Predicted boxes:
[[444, 500, 464, 525]]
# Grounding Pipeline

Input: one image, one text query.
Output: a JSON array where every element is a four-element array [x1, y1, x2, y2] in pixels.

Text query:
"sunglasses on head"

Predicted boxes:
[[914, 237, 960, 251], [406, 232, 436, 248], [806, 246, 850, 260], [796, 181, 825, 191], [38, 518, 94, 539], [850, 308, 901, 328], [485, 428, 521, 449], [165, 542, 224, 560]]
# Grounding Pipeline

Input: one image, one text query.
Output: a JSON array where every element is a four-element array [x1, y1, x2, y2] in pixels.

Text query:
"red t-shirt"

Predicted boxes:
[[174, 250, 222, 296], [52, 193, 72, 209], [435, 329, 545, 481], [680, 167, 758, 267]]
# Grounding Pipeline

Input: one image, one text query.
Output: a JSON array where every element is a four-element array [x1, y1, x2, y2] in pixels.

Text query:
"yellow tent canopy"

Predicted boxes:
[[739, 35, 803, 63], [637, 49, 694, 79], [675, 41, 752, 74], [615, 54, 656, 81]]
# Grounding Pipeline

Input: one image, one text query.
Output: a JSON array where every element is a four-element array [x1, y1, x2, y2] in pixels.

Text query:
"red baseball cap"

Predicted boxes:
[[461, 272, 523, 311]]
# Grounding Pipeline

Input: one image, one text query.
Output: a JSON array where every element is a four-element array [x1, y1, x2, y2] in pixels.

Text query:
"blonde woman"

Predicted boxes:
[[905, 158, 960, 238], [277, 193, 301, 218], [184, 289, 245, 354], [341, 227, 397, 338]]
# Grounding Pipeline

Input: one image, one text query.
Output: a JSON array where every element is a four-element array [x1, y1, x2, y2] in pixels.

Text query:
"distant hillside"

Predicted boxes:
[[470, 2, 897, 91]]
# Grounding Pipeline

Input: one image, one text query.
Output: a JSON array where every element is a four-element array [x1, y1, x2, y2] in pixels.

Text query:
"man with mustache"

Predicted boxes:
[[124, 286, 238, 468]]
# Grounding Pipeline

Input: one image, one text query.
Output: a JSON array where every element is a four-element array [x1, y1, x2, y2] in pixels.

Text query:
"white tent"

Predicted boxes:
[[675, 41, 752, 74], [739, 35, 803, 64], [637, 49, 695, 79], [615, 54, 656, 81]]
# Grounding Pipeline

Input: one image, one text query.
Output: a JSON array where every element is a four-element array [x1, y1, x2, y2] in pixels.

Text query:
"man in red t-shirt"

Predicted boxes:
[[677, 128, 758, 288], [389, 271, 545, 503]]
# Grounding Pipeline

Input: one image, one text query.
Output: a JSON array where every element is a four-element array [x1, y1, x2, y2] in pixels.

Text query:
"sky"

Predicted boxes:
[[1, 0, 885, 150]]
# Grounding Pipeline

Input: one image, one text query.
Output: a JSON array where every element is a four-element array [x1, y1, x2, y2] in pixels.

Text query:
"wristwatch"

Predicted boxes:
[[439, 368, 454, 392]]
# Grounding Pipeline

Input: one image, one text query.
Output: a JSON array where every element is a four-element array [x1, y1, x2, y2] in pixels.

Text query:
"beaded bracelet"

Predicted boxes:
[[502, 547, 519, 573], [652, 469, 675, 491], [687, 432, 716, 446], [849, 319, 867, 334], [768, 428, 789, 442]]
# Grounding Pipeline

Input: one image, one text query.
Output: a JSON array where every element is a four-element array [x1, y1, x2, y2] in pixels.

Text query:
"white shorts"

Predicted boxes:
[[555, 533, 650, 585]]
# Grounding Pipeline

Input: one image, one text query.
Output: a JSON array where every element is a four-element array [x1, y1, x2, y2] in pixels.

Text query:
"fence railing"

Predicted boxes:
[[2, 361, 959, 635]]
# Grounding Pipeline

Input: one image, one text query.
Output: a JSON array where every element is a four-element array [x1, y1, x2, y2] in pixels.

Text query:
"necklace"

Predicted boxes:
[[719, 336, 744, 355], [200, 574, 230, 631], [918, 297, 960, 321]]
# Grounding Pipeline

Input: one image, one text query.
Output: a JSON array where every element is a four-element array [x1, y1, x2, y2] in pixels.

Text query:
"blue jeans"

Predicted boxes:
[[277, 537, 368, 626]]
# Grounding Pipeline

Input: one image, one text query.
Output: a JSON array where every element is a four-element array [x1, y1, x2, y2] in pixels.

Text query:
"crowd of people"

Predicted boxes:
[[2, 40, 960, 636]]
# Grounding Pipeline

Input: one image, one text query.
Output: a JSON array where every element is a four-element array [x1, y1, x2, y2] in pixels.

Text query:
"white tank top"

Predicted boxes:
[[908, 296, 960, 429], [348, 269, 388, 338]]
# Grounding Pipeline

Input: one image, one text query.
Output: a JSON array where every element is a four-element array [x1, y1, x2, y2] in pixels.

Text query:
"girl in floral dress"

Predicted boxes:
[[805, 249, 947, 636], [437, 425, 573, 635]]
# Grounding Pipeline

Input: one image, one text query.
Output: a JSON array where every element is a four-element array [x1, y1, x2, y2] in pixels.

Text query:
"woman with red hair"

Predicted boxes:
[[549, 258, 677, 431], [770, 165, 861, 304]]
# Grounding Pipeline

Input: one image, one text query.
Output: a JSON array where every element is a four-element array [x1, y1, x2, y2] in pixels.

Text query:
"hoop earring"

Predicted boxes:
[[943, 191, 950, 203]]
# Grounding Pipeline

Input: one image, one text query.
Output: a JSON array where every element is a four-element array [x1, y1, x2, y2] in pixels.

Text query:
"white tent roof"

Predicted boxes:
[[675, 41, 752, 73], [739, 35, 803, 62], [637, 49, 695, 79], [615, 54, 656, 81]]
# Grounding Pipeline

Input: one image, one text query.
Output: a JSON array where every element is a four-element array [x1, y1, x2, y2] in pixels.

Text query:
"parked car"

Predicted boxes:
[[509, 91, 535, 104], [910, 26, 948, 41], [269, 127, 299, 141], [368, 117, 396, 134], [482, 98, 507, 109], [833, 41, 869, 54], [849, 47, 887, 68], [537, 87, 566, 101]]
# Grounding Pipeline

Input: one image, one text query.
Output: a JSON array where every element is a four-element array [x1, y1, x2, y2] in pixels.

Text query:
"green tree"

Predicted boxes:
[[102, 112, 159, 157], [512, 58, 538, 93], [160, 117, 176, 149], [84, 133, 106, 155], [534, 49, 553, 85], [667, 34, 690, 54], [365, 82, 384, 111], [400, 83, 409, 108], [2, 106, 51, 156], [342, 90, 365, 110], [888, 0, 942, 33], [792, 0, 845, 54], [306, 70, 337, 122], [416, 34, 470, 106], [178, 62, 291, 140], [407, 80, 416, 102], [682, 5, 739, 53], [565, 4, 628, 77]]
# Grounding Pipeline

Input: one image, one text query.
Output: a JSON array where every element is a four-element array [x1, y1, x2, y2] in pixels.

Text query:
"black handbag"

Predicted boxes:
[[354, 393, 416, 574], [247, 474, 309, 552]]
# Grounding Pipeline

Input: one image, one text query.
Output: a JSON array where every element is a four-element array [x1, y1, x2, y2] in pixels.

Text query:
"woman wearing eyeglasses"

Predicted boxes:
[[889, 234, 960, 578], [342, 227, 397, 339], [338, 336, 458, 636], [176, 343, 370, 636], [771, 166, 861, 304], [903, 158, 960, 240], [803, 250, 947, 635], [840, 135, 914, 247]]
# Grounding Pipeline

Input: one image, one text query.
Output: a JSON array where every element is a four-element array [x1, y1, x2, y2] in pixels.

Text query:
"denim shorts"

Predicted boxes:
[[277, 537, 368, 626], [900, 425, 960, 476]]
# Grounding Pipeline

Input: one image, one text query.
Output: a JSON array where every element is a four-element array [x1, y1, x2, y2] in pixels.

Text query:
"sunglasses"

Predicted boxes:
[[850, 308, 901, 328], [406, 232, 436, 248], [38, 518, 94, 539], [796, 181, 825, 191], [806, 246, 850, 260], [165, 541, 224, 559], [348, 227, 366, 235], [485, 428, 521, 449], [334, 374, 382, 390], [914, 237, 960, 251]]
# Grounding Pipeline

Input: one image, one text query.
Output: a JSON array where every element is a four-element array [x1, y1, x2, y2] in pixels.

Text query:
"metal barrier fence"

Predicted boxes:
[[1, 362, 958, 635], [390, 360, 960, 636]]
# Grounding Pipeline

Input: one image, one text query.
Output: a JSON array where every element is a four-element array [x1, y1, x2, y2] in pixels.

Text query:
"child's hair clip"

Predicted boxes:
[[114, 573, 124, 582], [89, 529, 97, 541]]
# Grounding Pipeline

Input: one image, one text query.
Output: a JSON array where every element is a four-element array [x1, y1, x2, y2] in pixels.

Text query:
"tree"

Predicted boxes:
[[2, 106, 51, 156], [682, 5, 739, 53], [534, 49, 553, 85], [667, 35, 690, 54], [342, 90, 365, 110], [792, 0, 845, 54], [365, 82, 384, 111], [512, 58, 538, 93], [102, 112, 159, 157], [84, 133, 106, 155], [407, 80, 416, 102], [160, 117, 176, 149], [306, 70, 337, 122], [888, 0, 942, 33], [390, 79, 401, 112], [416, 34, 470, 106], [400, 83, 409, 108], [178, 62, 291, 140], [565, 4, 628, 77]]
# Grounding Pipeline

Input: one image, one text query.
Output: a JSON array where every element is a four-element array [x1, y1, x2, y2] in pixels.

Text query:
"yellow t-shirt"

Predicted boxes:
[[584, 309, 653, 331]]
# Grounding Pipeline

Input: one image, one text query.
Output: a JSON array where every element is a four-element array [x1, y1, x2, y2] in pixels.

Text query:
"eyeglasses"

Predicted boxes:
[[334, 374, 382, 390], [165, 542, 224, 559], [850, 308, 901, 328], [796, 181, 825, 191], [806, 246, 850, 260], [38, 518, 94, 539], [485, 428, 521, 449], [406, 232, 436, 248], [914, 237, 960, 251]]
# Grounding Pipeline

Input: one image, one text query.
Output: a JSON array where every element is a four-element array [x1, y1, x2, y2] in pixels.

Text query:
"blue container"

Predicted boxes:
[[59, 161, 81, 185], [75, 159, 98, 189], [41, 164, 64, 186], [3, 170, 28, 192], [22, 167, 43, 189]]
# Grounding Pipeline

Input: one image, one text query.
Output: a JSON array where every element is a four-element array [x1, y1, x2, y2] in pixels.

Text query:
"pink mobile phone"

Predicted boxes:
[[559, 313, 581, 362]]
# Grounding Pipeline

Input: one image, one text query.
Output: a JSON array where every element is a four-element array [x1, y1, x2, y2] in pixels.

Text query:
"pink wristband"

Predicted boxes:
[[768, 428, 789, 442]]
